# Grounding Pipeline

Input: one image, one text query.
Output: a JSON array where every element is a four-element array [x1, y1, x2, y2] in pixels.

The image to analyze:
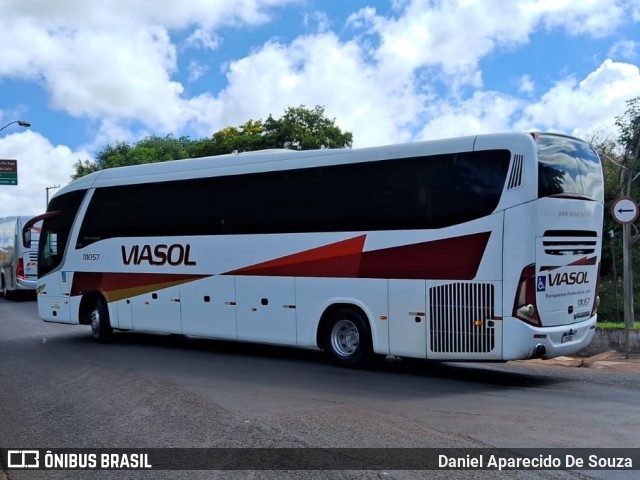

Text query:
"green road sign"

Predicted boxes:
[[0, 159, 18, 185]]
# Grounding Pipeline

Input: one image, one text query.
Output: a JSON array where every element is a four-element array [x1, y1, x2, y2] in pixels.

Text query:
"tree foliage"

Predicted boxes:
[[263, 105, 353, 150], [592, 96, 640, 324], [615, 97, 640, 204], [71, 106, 352, 179]]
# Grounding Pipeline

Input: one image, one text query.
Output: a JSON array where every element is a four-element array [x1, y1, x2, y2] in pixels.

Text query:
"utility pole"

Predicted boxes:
[[45, 185, 60, 208], [609, 230, 621, 324], [622, 223, 634, 357]]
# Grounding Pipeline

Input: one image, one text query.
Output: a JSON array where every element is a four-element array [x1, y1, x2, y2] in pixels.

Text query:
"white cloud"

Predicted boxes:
[[0, 0, 298, 30], [346, 0, 635, 84], [0, 131, 91, 217], [515, 60, 640, 138], [0, 0, 299, 140], [192, 33, 424, 147], [608, 40, 639, 61], [417, 92, 522, 141], [186, 28, 222, 51], [519, 74, 536, 95], [188, 61, 209, 83], [536, 0, 626, 37], [0, 0, 638, 155], [333, 0, 640, 122], [304, 11, 331, 33]]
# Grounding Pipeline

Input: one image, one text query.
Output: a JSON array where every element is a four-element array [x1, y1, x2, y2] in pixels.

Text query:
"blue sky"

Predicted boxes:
[[1, 0, 639, 216]]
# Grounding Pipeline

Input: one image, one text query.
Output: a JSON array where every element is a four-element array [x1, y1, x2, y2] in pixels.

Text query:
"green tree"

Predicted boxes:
[[615, 97, 640, 201], [591, 97, 640, 354], [72, 106, 352, 179], [614, 97, 640, 353], [262, 105, 353, 150], [71, 136, 191, 179], [72, 159, 100, 178], [136, 135, 191, 162]]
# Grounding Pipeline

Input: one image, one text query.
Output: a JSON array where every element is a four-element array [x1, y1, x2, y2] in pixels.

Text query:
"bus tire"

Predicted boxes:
[[322, 308, 375, 368], [1, 275, 12, 299], [90, 296, 113, 343]]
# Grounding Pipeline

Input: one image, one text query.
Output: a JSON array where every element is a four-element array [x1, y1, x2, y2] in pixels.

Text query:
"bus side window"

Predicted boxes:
[[23, 228, 32, 248], [43, 232, 58, 267]]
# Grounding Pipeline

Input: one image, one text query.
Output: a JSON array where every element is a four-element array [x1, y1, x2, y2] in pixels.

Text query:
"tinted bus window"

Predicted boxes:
[[77, 150, 510, 247], [537, 134, 604, 202]]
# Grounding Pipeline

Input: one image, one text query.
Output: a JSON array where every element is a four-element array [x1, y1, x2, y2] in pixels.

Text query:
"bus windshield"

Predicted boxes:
[[38, 190, 86, 277], [537, 134, 604, 203]]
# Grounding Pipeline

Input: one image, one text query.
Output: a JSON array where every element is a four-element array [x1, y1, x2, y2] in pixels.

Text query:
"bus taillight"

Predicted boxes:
[[16, 258, 25, 280], [513, 264, 541, 327]]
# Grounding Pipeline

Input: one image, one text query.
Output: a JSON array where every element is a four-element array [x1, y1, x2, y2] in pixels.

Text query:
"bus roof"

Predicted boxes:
[[53, 132, 544, 198]]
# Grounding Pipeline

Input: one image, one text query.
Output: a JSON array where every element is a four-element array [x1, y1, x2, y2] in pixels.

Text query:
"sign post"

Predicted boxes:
[[611, 196, 639, 358], [0, 159, 18, 185]]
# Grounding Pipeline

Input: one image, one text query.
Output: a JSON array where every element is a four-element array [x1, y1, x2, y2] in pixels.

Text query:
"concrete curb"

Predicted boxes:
[[578, 328, 640, 356], [515, 350, 640, 371]]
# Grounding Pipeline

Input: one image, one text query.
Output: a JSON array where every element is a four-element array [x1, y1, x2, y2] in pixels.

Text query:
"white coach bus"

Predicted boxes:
[[0, 216, 40, 298], [26, 133, 604, 367]]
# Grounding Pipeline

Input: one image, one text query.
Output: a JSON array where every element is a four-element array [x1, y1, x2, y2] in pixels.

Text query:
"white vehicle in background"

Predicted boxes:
[[0, 216, 40, 298], [27, 132, 604, 367]]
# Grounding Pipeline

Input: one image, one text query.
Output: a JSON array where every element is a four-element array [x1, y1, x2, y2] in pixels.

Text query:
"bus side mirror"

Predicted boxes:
[[23, 229, 32, 248]]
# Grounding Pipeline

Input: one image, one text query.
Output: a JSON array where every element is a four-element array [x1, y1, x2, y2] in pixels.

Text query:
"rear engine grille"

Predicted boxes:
[[542, 230, 597, 256], [429, 283, 495, 353]]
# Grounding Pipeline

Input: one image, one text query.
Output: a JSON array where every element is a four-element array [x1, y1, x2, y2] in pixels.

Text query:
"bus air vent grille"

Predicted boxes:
[[542, 230, 598, 256], [429, 282, 495, 353], [507, 154, 524, 189]]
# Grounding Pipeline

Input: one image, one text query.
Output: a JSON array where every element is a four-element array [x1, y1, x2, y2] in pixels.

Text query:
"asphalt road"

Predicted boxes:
[[1, 294, 639, 480]]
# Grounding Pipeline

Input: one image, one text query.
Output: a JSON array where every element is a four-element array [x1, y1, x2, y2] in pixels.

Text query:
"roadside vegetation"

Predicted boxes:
[[592, 97, 640, 325], [597, 322, 640, 330], [71, 105, 352, 179]]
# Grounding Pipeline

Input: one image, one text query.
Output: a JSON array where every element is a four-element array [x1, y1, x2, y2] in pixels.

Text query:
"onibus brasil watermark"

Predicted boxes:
[[2, 448, 638, 471]]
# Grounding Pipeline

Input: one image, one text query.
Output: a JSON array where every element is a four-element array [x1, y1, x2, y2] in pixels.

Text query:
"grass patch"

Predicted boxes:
[[597, 321, 640, 329]]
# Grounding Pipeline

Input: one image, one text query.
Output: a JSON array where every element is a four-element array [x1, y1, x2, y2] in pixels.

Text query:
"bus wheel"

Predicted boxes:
[[323, 308, 375, 368], [90, 296, 113, 343], [1, 275, 12, 299]]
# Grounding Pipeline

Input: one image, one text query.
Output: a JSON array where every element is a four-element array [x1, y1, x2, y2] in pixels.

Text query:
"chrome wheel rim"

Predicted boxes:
[[90, 307, 100, 336], [330, 319, 359, 357]]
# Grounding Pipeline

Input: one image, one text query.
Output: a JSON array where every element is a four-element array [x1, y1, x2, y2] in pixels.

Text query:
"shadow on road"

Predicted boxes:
[[0, 291, 37, 302], [57, 329, 560, 390]]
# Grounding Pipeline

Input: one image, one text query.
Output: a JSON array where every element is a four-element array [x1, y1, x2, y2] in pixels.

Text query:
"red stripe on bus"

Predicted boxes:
[[225, 232, 490, 280], [227, 235, 366, 277], [539, 255, 598, 272]]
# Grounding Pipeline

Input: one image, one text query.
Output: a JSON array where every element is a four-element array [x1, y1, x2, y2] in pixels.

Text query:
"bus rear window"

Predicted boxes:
[[537, 134, 604, 203]]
